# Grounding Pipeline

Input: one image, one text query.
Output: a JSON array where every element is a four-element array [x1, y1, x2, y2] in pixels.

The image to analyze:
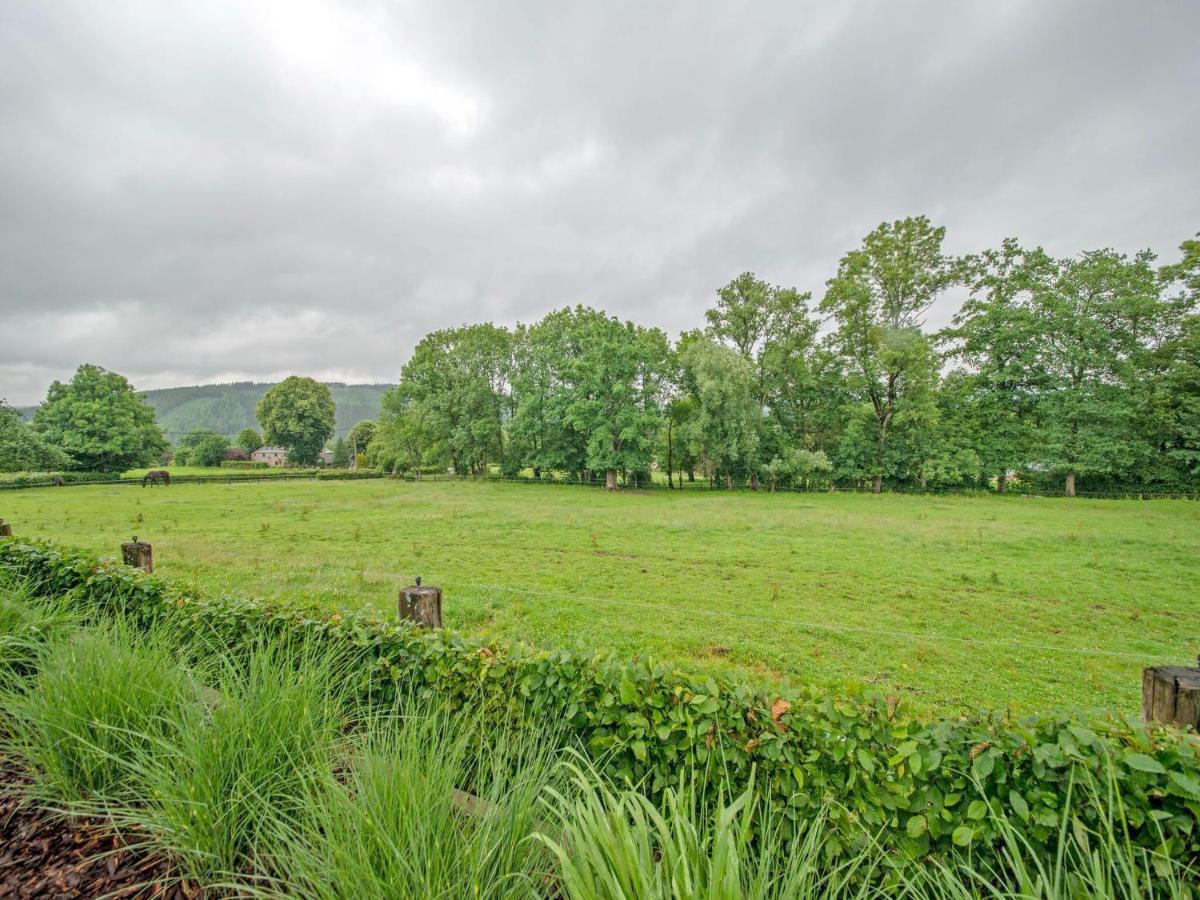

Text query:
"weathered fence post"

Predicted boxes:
[[121, 536, 153, 573], [0, 519, 11, 537], [398, 579, 442, 628], [1142, 660, 1200, 730]]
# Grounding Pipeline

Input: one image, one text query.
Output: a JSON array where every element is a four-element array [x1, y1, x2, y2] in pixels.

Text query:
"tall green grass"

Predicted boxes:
[[267, 707, 568, 899], [121, 641, 354, 885], [2, 618, 197, 804], [539, 762, 1198, 899], [0, 574, 79, 692]]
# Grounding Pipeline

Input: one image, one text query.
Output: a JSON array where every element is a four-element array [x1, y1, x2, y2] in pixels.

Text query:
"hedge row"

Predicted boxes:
[[0, 471, 121, 488], [1, 537, 1197, 876], [218, 460, 270, 469]]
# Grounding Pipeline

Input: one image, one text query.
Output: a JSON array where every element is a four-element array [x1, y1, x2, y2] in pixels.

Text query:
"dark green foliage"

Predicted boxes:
[[173, 428, 230, 467], [0, 402, 70, 473], [331, 436, 350, 467], [32, 365, 167, 472], [256, 376, 336, 467], [235, 427, 262, 453], [2, 537, 1196, 880]]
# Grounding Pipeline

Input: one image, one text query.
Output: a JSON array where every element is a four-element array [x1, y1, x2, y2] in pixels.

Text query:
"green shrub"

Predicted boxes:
[[0, 471, 121, 488], [1, 537, 1197, 885], [2, 620, 197, 803], [219, 460, 269, 469]]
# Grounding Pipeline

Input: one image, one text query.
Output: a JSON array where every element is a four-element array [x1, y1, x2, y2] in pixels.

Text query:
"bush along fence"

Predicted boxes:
[[1, 537, 1198, 880], [0, 469, 383, 490]]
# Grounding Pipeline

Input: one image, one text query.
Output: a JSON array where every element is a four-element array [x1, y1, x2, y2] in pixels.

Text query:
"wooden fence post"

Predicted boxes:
[[0, 519, 11, 537], [399, 580, 442, 628], [1142, 661, 1200, 730], [121, 537, 153, 573]]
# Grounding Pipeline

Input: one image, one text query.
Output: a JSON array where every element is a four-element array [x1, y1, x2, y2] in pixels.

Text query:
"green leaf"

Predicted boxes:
[[856, 748, 876, 773], [906, 814, 928, 838], [952, 825, 974, 847], [1124, 752, 1166, 774], [630, 740, 647, 762], [967, 800, 987, 821], [1169, 771, 1200, 799], [618, 677, 639, 705], [1009, 790, 1029, 820]]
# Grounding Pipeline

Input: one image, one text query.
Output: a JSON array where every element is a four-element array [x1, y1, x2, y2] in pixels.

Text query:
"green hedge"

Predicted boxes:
[[0, 537, 1197, 876], [219, 460, 269, 469], [0, 471, 121, 489]]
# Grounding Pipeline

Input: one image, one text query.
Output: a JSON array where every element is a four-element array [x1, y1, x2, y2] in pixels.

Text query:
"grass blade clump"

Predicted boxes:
[[0, 574, 79, 692], [126, 639, 352, 886], [272, 704, 566, 899], [2, 618, 197, 805], [540, 760, 880, 900]]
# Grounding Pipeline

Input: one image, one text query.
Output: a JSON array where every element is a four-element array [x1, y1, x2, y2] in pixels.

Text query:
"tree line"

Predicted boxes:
[[1, 370, 345, 473], [367, 217, 1200, 495]]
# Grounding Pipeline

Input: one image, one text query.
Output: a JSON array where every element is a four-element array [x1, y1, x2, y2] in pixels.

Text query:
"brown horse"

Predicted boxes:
[[142, 470, 171, 487]]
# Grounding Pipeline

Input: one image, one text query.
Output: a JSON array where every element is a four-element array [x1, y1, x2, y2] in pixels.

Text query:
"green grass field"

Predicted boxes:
[[2, 478, 1197, 714]]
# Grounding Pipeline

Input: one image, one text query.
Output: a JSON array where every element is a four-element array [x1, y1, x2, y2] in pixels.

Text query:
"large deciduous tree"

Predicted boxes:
[[706, 273, 821, 487], [256, 376, 335, 467], [385, 324, 512, 476], [680, 337, 760, 488], [1029, 249, 1165, 495], [942, 239, 1055, 491], [33, 365, 166, 472], [821, 216, 957, 491]]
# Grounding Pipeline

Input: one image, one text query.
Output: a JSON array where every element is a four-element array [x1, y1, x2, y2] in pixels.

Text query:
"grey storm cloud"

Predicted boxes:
[[1, 0, 1197, 404]]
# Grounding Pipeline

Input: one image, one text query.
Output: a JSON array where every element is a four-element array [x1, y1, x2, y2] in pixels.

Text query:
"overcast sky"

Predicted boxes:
[[1, 0, 1197, 404]]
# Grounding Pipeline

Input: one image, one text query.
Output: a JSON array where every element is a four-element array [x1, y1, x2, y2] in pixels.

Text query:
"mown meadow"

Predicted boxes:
[[2, 478, 1197, 714]]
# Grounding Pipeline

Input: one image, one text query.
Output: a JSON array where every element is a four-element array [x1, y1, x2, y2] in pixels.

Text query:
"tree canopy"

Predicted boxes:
[[0, 401, 70, 472], [366, 224, 1199, 495], [175, 429, 231, 467], [32, 365, 166, 472], [256, 376, 335, 467]]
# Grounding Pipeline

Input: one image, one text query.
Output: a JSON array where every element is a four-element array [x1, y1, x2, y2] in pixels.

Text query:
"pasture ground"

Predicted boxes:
[[2, 478, 1196, 713]]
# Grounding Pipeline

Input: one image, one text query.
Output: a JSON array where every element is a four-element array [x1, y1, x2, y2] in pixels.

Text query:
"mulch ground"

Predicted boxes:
[[0, 771, 200, 899]]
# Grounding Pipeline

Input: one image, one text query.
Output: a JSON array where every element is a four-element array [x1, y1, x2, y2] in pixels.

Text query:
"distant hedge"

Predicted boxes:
[[0, 471, 121, 488], [219, 460, 269, 469], [0, 537, 1196, 879]]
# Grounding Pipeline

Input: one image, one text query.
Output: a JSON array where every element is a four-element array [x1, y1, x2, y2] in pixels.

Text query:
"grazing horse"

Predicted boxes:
[[142, 470, 171, 487]]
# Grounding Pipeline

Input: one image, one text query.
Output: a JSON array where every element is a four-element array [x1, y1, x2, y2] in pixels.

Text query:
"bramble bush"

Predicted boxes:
[[0, 537, 1196, 880]]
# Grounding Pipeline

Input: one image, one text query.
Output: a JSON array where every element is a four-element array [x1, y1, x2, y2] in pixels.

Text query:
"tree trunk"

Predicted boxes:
[[871, 475, 882, 494], [606, 469, 617, 490], [724, 473, 733, 490], [996, 472, 1006, 494], [1065, 470, 1076, 497], [533, 466, 541, 480], [666, 421, 674, 489], [750, 472, 759, 491], [688, 469, 695, 482]]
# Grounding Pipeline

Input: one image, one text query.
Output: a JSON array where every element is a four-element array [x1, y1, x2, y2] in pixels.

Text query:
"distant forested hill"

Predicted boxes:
[[18, 382, 392, 443], [143, 382, 393, 442]]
